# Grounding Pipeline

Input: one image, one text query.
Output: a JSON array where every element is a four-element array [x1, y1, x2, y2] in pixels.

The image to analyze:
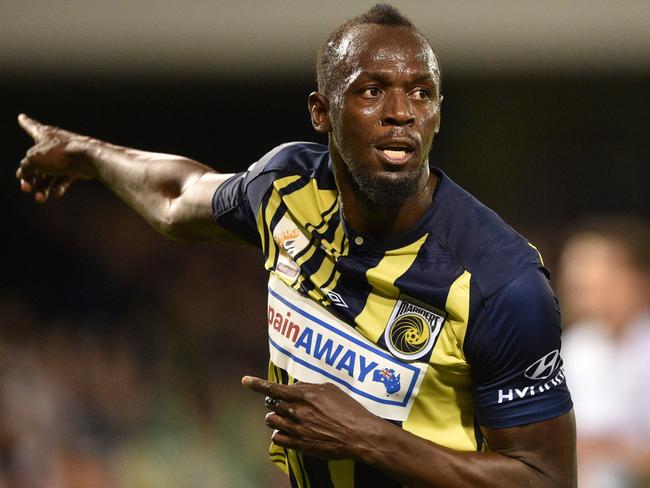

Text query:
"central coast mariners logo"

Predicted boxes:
[[384, 296, 447, 362]]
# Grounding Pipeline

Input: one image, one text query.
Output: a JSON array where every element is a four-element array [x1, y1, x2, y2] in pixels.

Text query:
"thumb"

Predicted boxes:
[[18, 113, 46, 141]]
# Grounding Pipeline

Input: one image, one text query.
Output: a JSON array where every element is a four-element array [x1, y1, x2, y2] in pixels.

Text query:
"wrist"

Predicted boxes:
[[75, 137, 109, 179]]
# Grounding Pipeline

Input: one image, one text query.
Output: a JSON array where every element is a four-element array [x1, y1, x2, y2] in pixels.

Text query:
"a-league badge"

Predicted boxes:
[[383, 296, 447, 362]]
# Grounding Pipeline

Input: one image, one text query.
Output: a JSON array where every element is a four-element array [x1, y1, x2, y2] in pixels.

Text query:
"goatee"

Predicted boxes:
[[347, 162, 429, 212]]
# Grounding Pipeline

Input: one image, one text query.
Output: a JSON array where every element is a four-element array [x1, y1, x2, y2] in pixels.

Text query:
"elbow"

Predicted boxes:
[[152, 214, 180, 240], [521, 460, 576, 488], [151, 200, 187, 241], [154, 219, 195, 243], [153, 198, 210, 243]]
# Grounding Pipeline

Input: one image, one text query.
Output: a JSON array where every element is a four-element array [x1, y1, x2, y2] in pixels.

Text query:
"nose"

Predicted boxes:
[[381, 90, 415, 127]]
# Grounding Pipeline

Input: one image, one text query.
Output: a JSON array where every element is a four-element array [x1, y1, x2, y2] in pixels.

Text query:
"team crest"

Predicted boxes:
[[383, 296, 447, 362]]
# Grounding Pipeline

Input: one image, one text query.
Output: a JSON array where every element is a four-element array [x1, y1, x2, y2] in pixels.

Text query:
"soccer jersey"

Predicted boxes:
[[212, 142, 572, 487]]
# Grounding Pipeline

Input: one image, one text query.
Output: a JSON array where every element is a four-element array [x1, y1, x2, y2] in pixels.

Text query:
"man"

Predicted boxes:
[[16, 4, 576, 487], [559, 216, 650, 488]]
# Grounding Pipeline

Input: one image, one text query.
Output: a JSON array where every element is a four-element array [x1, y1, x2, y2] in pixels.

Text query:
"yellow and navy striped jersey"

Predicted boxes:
[[213, 142, 572, 487]]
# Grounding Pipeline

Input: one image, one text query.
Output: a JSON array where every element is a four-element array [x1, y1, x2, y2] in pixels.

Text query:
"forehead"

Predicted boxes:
[[336, 24, 438, 79]]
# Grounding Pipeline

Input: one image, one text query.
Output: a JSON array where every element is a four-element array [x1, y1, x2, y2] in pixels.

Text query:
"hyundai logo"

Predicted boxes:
[[524, 349, 560, 380]]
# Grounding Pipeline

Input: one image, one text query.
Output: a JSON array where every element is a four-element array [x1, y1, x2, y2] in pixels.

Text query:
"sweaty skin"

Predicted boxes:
[[311, 25, 441, 236], [16, 114, 236, 243], [16, 22, 576, 488]]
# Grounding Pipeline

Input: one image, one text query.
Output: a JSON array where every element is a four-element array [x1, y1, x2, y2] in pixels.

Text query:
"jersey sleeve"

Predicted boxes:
[[211, 172, 259, 245], [211, 143, 298, 247], [465, 266, 573, 429]]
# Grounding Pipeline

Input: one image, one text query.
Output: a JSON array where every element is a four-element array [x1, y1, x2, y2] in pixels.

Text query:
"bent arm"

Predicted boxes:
[[16, 114, 238, 242], [363, 409, 576, 488], [244, 377, 577, 488]]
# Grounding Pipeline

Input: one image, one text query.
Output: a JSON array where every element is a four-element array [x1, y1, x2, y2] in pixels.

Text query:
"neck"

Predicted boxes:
[[333, 162, 438, 237]]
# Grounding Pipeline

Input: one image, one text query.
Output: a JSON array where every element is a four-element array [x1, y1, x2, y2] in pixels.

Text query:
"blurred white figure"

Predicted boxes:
[[559, 215, 650, 488]]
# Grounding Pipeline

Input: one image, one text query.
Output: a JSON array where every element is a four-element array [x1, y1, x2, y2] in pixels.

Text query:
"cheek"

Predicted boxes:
[[419, 108, 440, 134], [338, 109, 377, 141], [358, 103, 382, 119], [340, 97, 382, 122]]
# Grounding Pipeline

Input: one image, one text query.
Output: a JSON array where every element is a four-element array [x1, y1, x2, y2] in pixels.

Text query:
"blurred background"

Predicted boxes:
[[1, 1, 648, 486]]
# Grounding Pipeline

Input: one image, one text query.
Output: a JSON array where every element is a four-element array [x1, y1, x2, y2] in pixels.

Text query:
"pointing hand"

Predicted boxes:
[[16, 114, 97, 203], [242, 375, 382, 461]]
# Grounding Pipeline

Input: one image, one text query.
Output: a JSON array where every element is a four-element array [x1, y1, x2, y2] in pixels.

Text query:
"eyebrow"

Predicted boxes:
[[355, 71, 436, 85]]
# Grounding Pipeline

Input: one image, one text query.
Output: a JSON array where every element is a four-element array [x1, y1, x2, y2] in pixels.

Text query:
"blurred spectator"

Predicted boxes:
[[0, 235, 280, 487], [559, 215, 650, 488]]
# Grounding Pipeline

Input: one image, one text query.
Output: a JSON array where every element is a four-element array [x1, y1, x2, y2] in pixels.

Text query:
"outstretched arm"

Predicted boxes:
[[16, 114, 237, 242]]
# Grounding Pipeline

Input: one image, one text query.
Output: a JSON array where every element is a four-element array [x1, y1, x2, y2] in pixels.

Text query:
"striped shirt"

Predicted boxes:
[[212, 142, 572, 487]]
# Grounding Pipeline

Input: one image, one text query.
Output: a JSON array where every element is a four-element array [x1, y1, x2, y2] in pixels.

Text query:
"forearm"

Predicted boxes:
[[85, 139, 226, 240], [17, 113, 235, 241]]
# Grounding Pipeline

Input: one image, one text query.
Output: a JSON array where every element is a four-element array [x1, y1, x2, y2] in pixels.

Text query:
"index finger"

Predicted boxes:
[[18, 113, 46, 141], [242, 376, 302, 401]]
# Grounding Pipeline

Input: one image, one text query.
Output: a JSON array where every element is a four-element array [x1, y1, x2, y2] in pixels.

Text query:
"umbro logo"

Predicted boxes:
[[524, 350, 561, 380], [327, 291, 348, 308]]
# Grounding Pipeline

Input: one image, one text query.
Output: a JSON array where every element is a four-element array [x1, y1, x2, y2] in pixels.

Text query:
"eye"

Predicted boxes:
[[361, 86, 381, 98], [411, 88, 432, 101]]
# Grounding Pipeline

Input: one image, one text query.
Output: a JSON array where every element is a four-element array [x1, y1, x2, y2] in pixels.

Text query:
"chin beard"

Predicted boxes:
[[347, 162, 428, 211]]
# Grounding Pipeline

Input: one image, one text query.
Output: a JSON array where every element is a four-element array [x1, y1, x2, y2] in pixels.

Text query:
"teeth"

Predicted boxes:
[[382, 149, 408, 161]]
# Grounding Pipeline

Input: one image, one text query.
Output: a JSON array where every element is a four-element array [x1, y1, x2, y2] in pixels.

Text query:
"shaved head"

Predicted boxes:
[[316, 4, 441, 105]]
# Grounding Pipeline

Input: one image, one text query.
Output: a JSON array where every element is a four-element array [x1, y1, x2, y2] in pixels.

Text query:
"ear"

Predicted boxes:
[[308, 91, 332, 134]]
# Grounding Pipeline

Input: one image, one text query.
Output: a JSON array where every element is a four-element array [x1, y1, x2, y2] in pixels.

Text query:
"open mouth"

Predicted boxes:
[[375, 142, 416, 164]]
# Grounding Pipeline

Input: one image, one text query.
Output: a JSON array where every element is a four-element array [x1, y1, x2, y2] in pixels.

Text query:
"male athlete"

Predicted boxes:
[[16, 5, 576, 487]]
